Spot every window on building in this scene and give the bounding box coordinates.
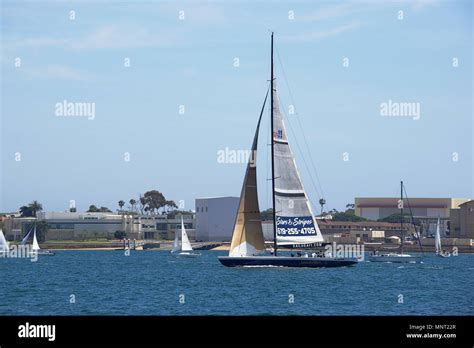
[50,223,74,229]
[156,223,167,230]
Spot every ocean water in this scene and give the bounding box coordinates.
[0,250,472,315]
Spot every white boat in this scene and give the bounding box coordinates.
[170,217,201,257]
[0,229,11,256]
[218,33,357,268]
[368,252,421,263]
[435,217,450,258]
[369,181,422,263]
[28,225,55,256]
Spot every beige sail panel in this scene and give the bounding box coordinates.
[228,89,268,257]
[229,161,265,256]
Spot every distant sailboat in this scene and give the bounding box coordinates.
[218,33,357,268]
[170,216,201,257]
[0,229,11,255]
[20,227,33,246]
[28,225,55,256]
[369,181,421,263]
[435,217,450,257]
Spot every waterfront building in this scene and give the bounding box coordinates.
[195,197,240,241]
[2,211,195,241]
[450,200,474,239]
[354,197,469,221]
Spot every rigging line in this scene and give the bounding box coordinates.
[280,94,322,210]
[275,46,326,200]
[274,54,323,204]
[265,84,271,212]
[403,185,424,253]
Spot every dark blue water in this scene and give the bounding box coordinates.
[0,250,472,315]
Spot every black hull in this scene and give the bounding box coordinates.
[218,256,357,268]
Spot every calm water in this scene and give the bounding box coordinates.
[0,250,473,315]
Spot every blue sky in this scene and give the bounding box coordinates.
[1,0,472,213]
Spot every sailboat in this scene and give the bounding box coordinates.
[170,216,201,257]
[218,33,357,268]
[369,181,421,263]
[0,229,11,256]
[27,225,55,256]
[20,226,33,246]
[435,217,450,257]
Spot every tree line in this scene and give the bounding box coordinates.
[18,190,180,217]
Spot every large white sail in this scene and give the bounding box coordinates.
[229,91,267,257]
[435,217,442,254]
[32,226,41,251]
[181,217,193,252]
[272,84,323,246]
[0,229,10,252]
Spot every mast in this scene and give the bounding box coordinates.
[400,180,404,255]
[270,32,277,256]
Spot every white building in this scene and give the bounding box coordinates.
[355,197,469,220]
[3,211,195,241]
[195,197,240,241]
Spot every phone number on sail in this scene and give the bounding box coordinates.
[277,227,316,236]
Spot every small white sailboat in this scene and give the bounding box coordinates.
[170,217,200,257]
[369,181,421,263]
[28,225,55,256]
[0,229,11,256]
[435,217,450,258]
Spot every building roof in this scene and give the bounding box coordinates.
[195,196,239,200]
[355,197,469,209]
[317,220,404,228]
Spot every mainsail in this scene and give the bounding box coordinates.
[0,229,10,252]
[180,217,193,252]
[272,84,323,246]
[435,217,442,254]
[32,226,40,251]
[228,91,268,257]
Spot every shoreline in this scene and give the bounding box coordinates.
[11,240,473,253]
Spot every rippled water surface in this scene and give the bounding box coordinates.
[0,250,472,315]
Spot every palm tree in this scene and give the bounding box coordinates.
[29,201,43,217]
[319,198,326,215]
[118,200,125,212]
[129,199,137,212]
[19,201,43,217]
